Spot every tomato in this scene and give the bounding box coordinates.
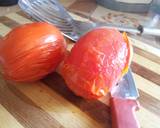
[59,28,132,99]
[0,22,66,82]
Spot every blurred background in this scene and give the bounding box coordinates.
[0,0,159,48]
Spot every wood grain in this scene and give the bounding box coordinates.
[128,37,160,58]
[16,11,32,19]
[68,0,97,17]
[0,16,19,29]
[43,73,111,126]
[0,76,64,128]
[131,62,160,85]
[0,4,160,128]
[133,46,160,64]
[12,81,105,128]
[6,13,32,24]
[136,107,160,128]
[133,73,160,100]
[0,23,11,36]
[133,53,160,75]
[0,104,24,128]
[138,89,160,117]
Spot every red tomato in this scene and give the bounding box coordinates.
[0,22,66,82]
[60,28,132,99]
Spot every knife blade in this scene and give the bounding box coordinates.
[18,0,140,127]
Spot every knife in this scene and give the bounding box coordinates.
[18,0,140,127]
[111,69,140,128]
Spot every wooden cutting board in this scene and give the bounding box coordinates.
[0,9,160,128]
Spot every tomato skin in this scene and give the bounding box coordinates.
[0,22,66,82]
[60,28,130,100]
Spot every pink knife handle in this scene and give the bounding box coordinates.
[110,98,140,128]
